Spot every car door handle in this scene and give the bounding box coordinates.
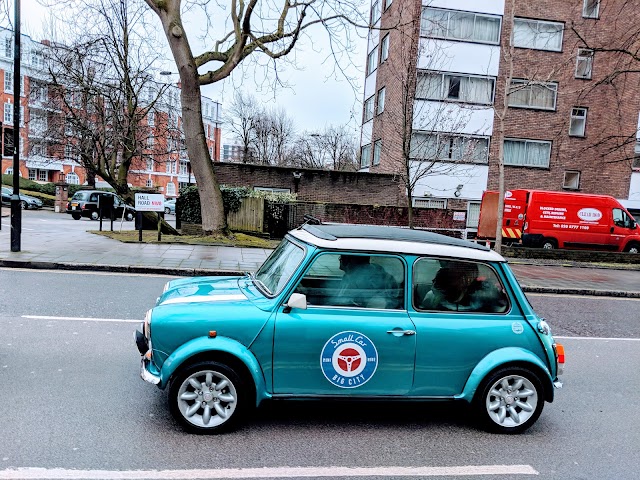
[387,329,416,336]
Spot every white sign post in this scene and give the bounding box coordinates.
[134,193,165,242]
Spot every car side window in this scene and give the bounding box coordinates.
[89,193,99,202]
[613,208,633,229]
[413,258,509,314]
[294,253,405,310]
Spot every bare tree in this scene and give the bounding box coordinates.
[142,0,365,234]
[225,91,259,163]
[289,126,357,170]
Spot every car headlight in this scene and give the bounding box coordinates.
[144,309,152,339]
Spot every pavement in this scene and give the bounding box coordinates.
[1,208,640,297]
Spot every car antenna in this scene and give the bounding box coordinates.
[299,214,321,228]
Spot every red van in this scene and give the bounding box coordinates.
[477,189,640,253]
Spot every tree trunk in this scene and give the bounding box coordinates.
[155,4,227,235]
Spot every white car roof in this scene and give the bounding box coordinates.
[289,225,505,263]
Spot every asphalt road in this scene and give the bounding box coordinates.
[0,269,639,479]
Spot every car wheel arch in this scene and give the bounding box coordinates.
[457,348,554,405]
[159,337,266,407]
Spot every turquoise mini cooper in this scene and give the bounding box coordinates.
[135,224,564,434]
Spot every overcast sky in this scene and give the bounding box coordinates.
[15,0,368,141]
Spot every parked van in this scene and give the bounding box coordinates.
[477,189,640,253]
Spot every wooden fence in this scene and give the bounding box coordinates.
[227,197,265,233]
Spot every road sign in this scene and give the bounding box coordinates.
[135,193,164,212]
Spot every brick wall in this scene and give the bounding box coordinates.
[213,162,406,206]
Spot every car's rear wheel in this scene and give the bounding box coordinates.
[20,201,27,210]
[169,361,247,434]
[90,211,99,220]
[474,367,544,434]
[164,207,170,214]
[72,213,81,220]
[125,211,134,221]
[541,238,557,250]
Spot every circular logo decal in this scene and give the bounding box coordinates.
[320,331,378,388]
[512,322,524,335]
[577,208,603,222]
[505,191,513,198]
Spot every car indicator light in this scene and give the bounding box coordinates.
[555,343,565,364]
[209,331,217,338]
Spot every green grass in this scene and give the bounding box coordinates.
[91,230,279,248]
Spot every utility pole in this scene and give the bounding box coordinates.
[11,0,21,251]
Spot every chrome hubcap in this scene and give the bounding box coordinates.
[486,375,538,428]
[177,370,237,428]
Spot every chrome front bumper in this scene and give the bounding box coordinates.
[140,357,160,385]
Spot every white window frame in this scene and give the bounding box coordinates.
[569,107,588,137]
[148,110,155,126]
[360,144,371,168]
[28,169,36,180]
[4,36,12,58]
[66,172,80,185]
[575,48,594,79]
[166,182,176,196]
[583,0,600,19]
[4,102,12,124]
[179,159,189,175]
[513,18,564,52]
[367,47,379,76]
[4,71,13,93]
[504,138,552,168]
[508,79,558,111]
[373,139,382,166]
[420,7,502,45]
[384,0,392,10]
[380,34,389,63]
[376,87,386,115]
[254,186,291,194]
[146,178,153,188]
[410,132,490,164]
[370,0,381,24]
[146,158,154,171]
[416,71,496,106]
[413,197,447,209]
[563,170,581,190]
[38,169,48,182]
[363,95,375,123]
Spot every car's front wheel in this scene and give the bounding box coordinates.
[474,367,544,434]
[125,211,134,221]
[169,361,247,434]
[164,207,171,214]
[72,213,81,220]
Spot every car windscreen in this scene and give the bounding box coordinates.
[71,192,90,201]
[254,238,305,296]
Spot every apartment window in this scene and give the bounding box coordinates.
[180,160,189,175]
[363,95,375,122]
[66,172,80,185]
[563,171,581,190]
[575,49,594,79]
[166,182,176,196]
[373,139,382,166]
[31,49,45,69]
[410,132,489,164]
[148,110,155,126]
[376,87,386,115]
[28,169,36,180]
[367,47,379,75]
[508,80,558,110]
[147,136,154,148]
[4,36,12,58]
[32,143,45,156]
[146,179,153,188]
[371,0,381,24]
[4,71,13,93]
[166,160,176,174]
[146,158,154,171]
[416,71,495,105]
[38,170,48,182]
[421,7,501,45]
[361,144,371,168]
[583,0,600,18]
[4,102,12,124]
[569,107,588,137]
[504,139,552,168]
[384,0,392,10]
[64,144,74,160]
[380,34,389,63]
[513,18,563,52]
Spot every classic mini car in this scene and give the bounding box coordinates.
[135,224,564,434]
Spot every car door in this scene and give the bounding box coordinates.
[609,208,635,250]
[409,257,533,397]
[273,252,416,395]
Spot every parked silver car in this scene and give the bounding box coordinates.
[1,186,44,209]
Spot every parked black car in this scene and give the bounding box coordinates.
[1,186,44,209]
[66,190,135,221]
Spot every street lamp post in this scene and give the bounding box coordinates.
[11,0,22,251]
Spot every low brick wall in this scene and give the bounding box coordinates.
[503,246,640,264]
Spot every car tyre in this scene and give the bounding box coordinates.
[20,201,27,210]
[90,211,100,220]
[72,213,81,220]
[169,361,248,434]
[624,242,640,254]
[541,238,557,250]
[474,366,545,434]
[164,207,171,214]
[125,211,134,221]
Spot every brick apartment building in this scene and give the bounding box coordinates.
[0,27,222,198]
[360,0,640,234]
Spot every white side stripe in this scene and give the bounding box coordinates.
[554,335,640,341]
[22,315,140,323]
[161,294,246,305]
[0,465,539,479]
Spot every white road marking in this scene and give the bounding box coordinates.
[527,293,640,301]
[0,267,178,278]
[555,335,640,342]
[0,465,539,479]
[22,315,139,323]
